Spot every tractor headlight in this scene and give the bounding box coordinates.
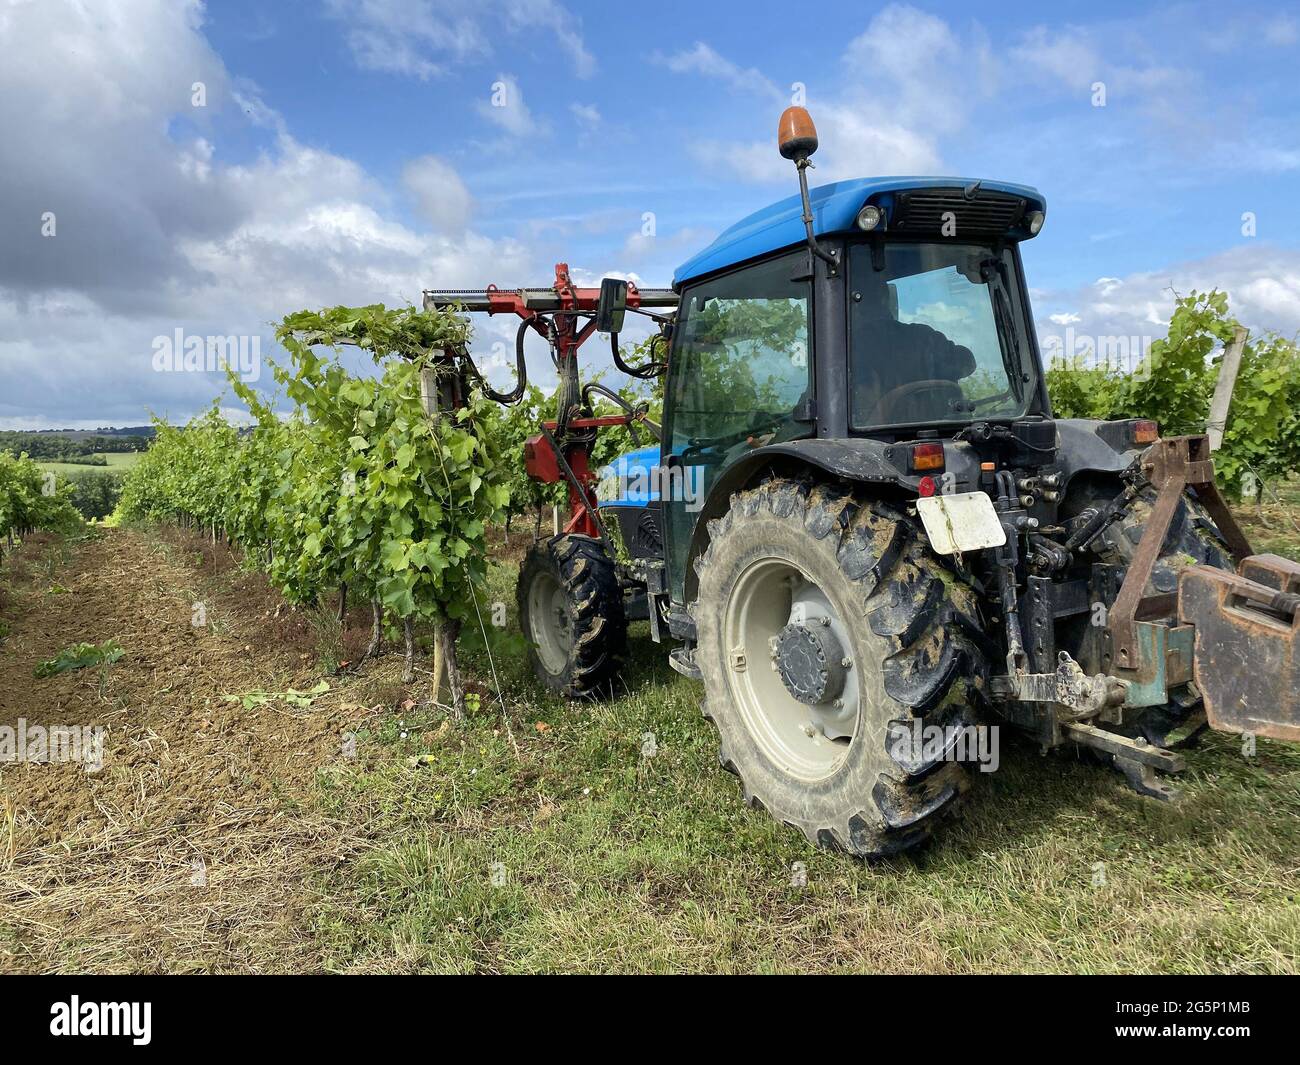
[856,204,885,232]
[1027,209,1046,235]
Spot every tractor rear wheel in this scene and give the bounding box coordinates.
[692,480,988,858]
[1089,486,1233,744]
[518,535,626,698]
[1092,486,1233,592]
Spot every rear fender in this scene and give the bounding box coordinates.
[681,438,920,603]
[1054,418,1146,485]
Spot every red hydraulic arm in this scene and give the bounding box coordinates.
[423,264,676,540]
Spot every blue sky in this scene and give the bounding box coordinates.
[2,0,1298,426]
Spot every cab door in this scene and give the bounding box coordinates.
[661,252,813,605]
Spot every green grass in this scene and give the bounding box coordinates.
[36,451,141,471]
[307,552,1300,974]
[1235,477,1300,559]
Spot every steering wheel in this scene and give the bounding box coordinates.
[866,379,965,424]
[684,412,787,457]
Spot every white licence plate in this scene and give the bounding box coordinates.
[916,492,1007,555]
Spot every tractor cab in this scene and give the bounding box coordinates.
[671,178,1047,436]
[655,164,1051,605]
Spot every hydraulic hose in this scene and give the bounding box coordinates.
[581,382,662,443]
[456,317,531,405]
[610,331,667,380]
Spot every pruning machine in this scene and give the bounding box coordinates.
[427,106,1300,858]
[424,263,676,543]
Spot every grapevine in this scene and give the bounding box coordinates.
[1045,290,1300,499]
[0,451,82,568]
[117,303,509,717]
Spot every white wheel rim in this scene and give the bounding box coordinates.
[528,571,572,675]
[722,557,858,781]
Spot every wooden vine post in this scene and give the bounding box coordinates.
[421,360,466,718]
[1207,324,1249,453]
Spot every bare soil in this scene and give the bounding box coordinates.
[0,527,366,973]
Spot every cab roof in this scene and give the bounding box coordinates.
[673,176,1046,287]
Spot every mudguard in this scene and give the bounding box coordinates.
[681,438,911,602]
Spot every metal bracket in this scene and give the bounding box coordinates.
[669,644,702,680]
[1062,721,1185,801]
[1107,435,1252,677]
[990,651,1127,717]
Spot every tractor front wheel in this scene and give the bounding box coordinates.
[692,480,988,858]
[518,535,626,699]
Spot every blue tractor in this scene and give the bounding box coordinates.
[433,106,1300,857]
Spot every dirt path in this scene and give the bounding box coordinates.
[0,528,358,973]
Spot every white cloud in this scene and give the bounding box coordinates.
[501,0,595,78]
[655,42,782,100]
[476,74,538,137]
[668,5,985,186]
[688,138,786,184]
[618,225,714,265]
[231,84,288,134]
[1011,26,1102,93]
[325,0,482,80]
[569,102,601,129]
[325,0,594,80]
[1037,247,1300,362]
[1237,273,1300,321]
[814,105,944,180]
[690,103,942,186]
[665,5,1300,204]
[0,0,234,311]
[1009,17,1203,145]
[842,4,997,136]
[1206,135,1300,174]
[0,0,535,428]
[1264,15,1299,47]
[402,155,473,233]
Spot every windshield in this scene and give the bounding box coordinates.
[848,242,1035,430]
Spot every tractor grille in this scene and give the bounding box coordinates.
[891,189,1028,238]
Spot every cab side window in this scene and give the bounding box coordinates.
[669,256,810,446]
[664,254,810,599]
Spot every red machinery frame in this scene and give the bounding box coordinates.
[426,263,676,539]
